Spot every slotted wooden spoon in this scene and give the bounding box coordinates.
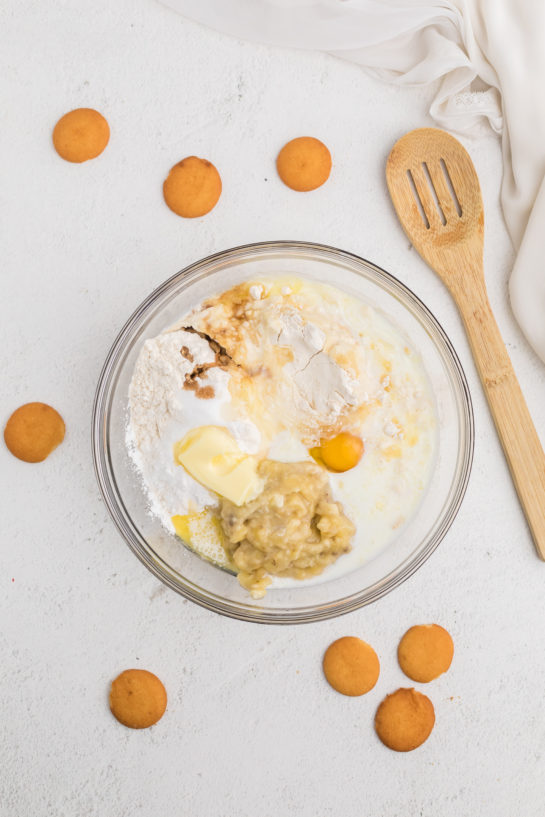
[386,127,545,559]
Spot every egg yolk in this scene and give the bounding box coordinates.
[315,432,364,472]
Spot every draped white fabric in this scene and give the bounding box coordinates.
[161,0,545,362]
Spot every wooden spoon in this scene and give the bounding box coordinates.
[386,127,545,559]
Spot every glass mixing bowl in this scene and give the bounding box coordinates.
[92,241,473,624]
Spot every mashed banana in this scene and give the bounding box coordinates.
[219,460,355,598]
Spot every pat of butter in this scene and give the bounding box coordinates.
[174,426,264,505]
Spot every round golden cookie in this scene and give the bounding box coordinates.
[375,688,435,752]
[4,402,65,463]
[163,156,222,218]
[53,108,110,163]
[276,136,331,192]
[398,624,454,683]
[323,636,380,696]
[109,669,167,729]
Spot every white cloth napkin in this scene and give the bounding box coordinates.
[161,0,545,363]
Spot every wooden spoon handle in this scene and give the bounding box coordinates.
[455,280,545,559]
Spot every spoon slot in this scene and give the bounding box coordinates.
[406,169,430,229]
[422,162,447,225]
[440,158,463,217]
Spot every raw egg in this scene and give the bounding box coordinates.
[313,432,364,473]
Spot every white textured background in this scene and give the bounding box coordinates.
[2,1,545,815]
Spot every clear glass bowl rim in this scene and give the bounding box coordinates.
[92,240,474,624]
